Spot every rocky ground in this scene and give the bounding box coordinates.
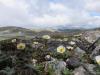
[0,27,100,75]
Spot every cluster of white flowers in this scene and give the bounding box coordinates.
[56,39,63,41]
[84,36,90,40]
[69,41,76,45]
[33,42,39,45]
[74,35,80,37]
[63,38,68,41]
[32,59,37,66]
[72,38,76,41]
[74,33,82,37]
[11,39,17,43]
[66,46,74,50]
[42,35,51,40]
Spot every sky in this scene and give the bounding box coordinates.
[0,0,100,29]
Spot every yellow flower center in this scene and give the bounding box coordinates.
[17,43,26,50]
[60,48,64,52]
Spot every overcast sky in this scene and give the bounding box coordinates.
[0,0,100,29]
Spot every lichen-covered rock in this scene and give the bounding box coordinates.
[90,45,100,60]
[44,58,66,75]
[84,64,96,75]
[74,47,86,58]
[82,31,100,43]
[66,57,81,69]
[73,66,89,75]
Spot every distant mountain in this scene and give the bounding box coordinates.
[0,26,36,35]
[58,25,100,32]
[0,26,37,40]
[0,26,99,39]
[58,28,85,32]
[0,26,80,40]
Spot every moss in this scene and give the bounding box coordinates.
[62,68,73,75]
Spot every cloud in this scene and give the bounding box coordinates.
[49,2,66,11]
[32,14,70,26]
[0,0,100,29]
[85,0,100,12]
[0,0,33,27]
[32,2,71,26]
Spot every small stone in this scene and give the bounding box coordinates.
[44,60,66,75]
[75,47,86,58]
[45,55,51,61]
[54,61,66,75]
[66,57,80,69]
[73,66,89,75]
[84,64,96,75]
[90,45,100,60]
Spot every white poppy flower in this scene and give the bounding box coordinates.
[95,55,100,65]
[57,45,66,53]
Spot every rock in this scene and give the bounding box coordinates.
[47,40,62,47]
[82,31,100,43]
[75,38,91,53]
[90,45,100,60]
[0,50,1,54]
[56,61,66,71]
[44,59,66,75]
[73,66,89,75]
[45,55,51,61]
[74,47,86,58]
[44,58,57,73]
[66,57,80,69]
[84,64,96,75]
[47,47,55,52]
[54,61,66,75]
[32,43,44,49]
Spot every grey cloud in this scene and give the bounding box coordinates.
[0,0,99,28]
